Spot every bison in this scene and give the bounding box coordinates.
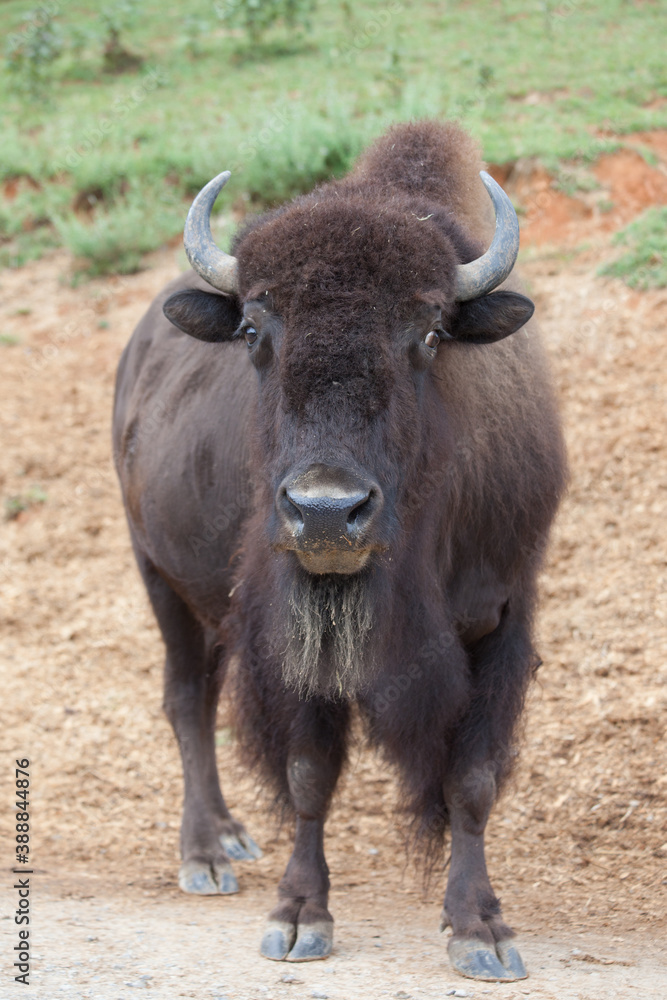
[113,120,567,982]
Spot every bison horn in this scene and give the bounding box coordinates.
[183,171,239,294]
[454,171,520,302]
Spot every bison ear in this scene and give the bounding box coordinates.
[448,291,534,345]
[163,289,242,342]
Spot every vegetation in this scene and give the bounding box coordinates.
[601,207,667,290]
[4,485,47,520]
[215,0,317,44]
[4,7,64,95]
[1,0,666,276]
[100,1,144,74]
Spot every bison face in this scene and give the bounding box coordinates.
[236,276,409,578]
[165,275,532,582]
[164,182,533,575]
[165,191,533,580]
[163,177,534,697]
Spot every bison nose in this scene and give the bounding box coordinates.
[277,466,383,548]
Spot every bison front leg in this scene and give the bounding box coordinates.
[134,547,261,896]
[165,640,262,896]
[261,702,349,963]
[441,768,526,982]
[441,609,533,982]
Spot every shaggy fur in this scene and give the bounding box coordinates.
[220,124,566,820]
[113,120,568,960]
[282,569,377,700]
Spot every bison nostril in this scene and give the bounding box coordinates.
[280,488,304,534]
[277,469,384,548]
[346,490,374,531]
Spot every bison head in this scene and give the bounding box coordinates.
[162,155,534,697]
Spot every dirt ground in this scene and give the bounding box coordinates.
[1,134,666,1000]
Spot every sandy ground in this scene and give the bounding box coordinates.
[1,136,666,999]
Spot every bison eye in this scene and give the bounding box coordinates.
[243,325,258,346]
[424,330,441,350]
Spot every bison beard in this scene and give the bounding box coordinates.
[281,568,378,700]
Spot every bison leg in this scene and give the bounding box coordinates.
[134,547,261,895]
[441,770,526,981]
[261,701,349,963]
[441,612,531,982]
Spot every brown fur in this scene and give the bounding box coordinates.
[113,121,567,962]
[215,122,567,850]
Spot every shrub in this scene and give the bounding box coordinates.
[53,186,184,276]
[100,0,143,73]
[4,9,64,95]
[215,0,317,44]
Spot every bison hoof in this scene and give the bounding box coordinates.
[287,921,334,962]
[448,936,527,982]
[220,830,263,861]
[260,921,296,961]
[178,859,239,896]
[496,939,528,979]
[260,920,333,962]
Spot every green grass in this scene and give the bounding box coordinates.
[53,182,186,276]
[1,0,666,275]
[601,206,667,290]
[4,485,47,520]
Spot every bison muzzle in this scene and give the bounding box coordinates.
[113,120,567,981]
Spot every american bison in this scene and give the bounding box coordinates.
[113,120,566,981]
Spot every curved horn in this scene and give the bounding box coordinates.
[454,171,520,302]
[183,171,239,294]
